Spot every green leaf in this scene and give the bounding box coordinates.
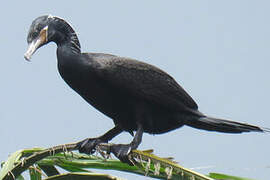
[38,164,60,176]
[130,149,214,180]
[1,143,77,180]
[43,172,124,180]
[209,173,255,180]
[0,150,24,180]
[0,143,259,180]
[29,166,42,180]
[38,154,143,176]
[56,163,91,173]
[16,175,25,180]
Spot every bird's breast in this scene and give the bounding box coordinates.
[57,61,124,119]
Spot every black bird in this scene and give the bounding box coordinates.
[24,15,267,163]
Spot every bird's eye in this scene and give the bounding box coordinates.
[32,31,39,38]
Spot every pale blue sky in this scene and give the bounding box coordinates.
[1,1,270,179]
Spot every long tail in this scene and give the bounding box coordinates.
[185,116,269,133]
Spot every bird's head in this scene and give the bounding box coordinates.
[24,15,54,60]
[24,15,80,61]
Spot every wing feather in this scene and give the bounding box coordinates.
[90,54,198,110]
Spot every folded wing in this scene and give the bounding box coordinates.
[95,55,198,111]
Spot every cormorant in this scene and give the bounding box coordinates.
[24,15,267,164]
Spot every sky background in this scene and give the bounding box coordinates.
[1,1,270,179]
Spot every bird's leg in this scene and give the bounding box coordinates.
[77,125,123,154]
[109,123,143,165]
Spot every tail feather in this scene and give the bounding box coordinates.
[185,116,268,133]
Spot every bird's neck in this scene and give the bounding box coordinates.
[57,44,80,66]
[56,33,81,55]
[50,17,81,54]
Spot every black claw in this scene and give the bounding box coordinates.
[110,144,134,165]
[77,138,105,154]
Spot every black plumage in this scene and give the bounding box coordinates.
[24,15,267,163]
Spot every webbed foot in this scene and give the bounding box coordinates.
[77,138,106,154]
[109,144,135,165]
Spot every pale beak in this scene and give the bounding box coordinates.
[24,26,48,61]
[24,38,43,61]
